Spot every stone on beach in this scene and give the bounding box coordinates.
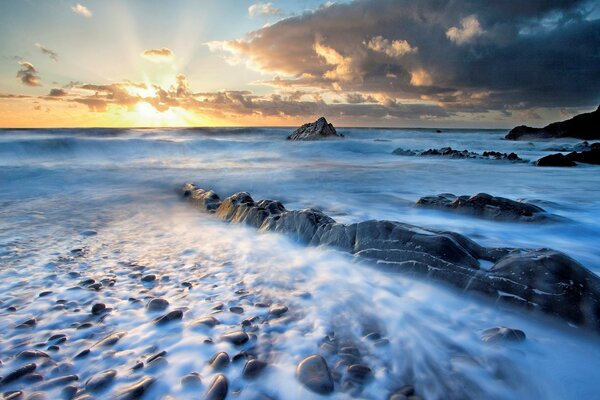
[296,354,334,394]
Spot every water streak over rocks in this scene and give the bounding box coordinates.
[182,183,600,332]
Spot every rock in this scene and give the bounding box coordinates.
[146,298,169,311]
[16,350,50,360]
[116,376,155,400]
[192,316,219,328]
[85,369,117,392]
[209,352,230,370]
[269,304,288,317]
[565,146,600,165]
[80,230,97,236]
[3,391,23,400]
[183,183,222,212]
[346,364,372,383]
[243,359,268,379]
[392,148,417,156]
[154,310,183,325]
[91,303,106,315]
[415,193,550,222]
[182,184,600,333]
[16,318,37,328]
[229,306,244,314]
[95,332,126,347]
[296,354,334,394]
[287,117,343,141]
[181,372,202,387]
[506,105,600,140]
[39,291,52,297]
[421,147,479,159]
[141,274,156,283]
[36,374,79,389]
[544,141,592,152]
[481,327,526,343]
[0,363,37,386]
[220,331,249,345]
[535,153,577,167]
[204,374,228,400]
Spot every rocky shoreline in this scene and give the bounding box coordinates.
[183,183,600,333]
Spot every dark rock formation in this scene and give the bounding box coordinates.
[535,153,577,167]
[506,105,600,140]
[287,117,343,141]
[181,183,600,332]
[536,143,600,166]
[415,193,551,222]
[481,327,526,343]
[544,141,593,152]
[392,147,524,162]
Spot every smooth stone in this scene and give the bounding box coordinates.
[204,374,228,400]
[91,303,106,315]
[48,333,67,343]
[39,291,53,297]
[296,354,334,394]
[193,316,219,328]
[481,327,526,343]
[85,369,117,392]
[75,349,90,358]
[181,372,202,387]
[269,304,288,317]
[3,391,23,400]
[16,350,50,360]
[95,332,126,346]
[243,359,268,379]
[154,310,183,325]
[36,374,79,389]
[116,376,155,400]
[0,363,37,386]
[220,331,249,345]
[16,318,37,329]
[229,306,244,314]
[146,298,169,311]
[147,351,167,364]
[141,274,156,283]
[347,364,372,382]
[62,385,79,399]
[80,230,97,236]
[209,352,230,370]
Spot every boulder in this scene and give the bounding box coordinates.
[565,145,600,165]
[506,105,600,140]
[415,193,550,222]
[535,153,577,167]
[296,355,334,394]
[287,117,343,141]
[181,183,600,333]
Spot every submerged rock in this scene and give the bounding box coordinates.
[243,359,268,379]
[535,153,577,167]
[416,193,550,222]
[117,376,155,399]
[296,354,334,394]
[287,117,343,141]
[481,327,526,343]
[204,374,228,400]
[0,363,37,386]
[392,146,524,162]
[181,183,600,332]
[506,105,600,140]
[220,330,249,345]
[85,369,117,392]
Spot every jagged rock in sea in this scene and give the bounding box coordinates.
[287,117,343,141]
[506,105,600,140]
[392,146,523,162]
[415,193,552,222]
[181,183,600,333]
[536,143,600,166]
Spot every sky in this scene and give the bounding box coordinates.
[0,0,599,128]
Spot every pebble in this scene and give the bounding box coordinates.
[481,326,526,343]
[38,291,53,297]
[220,331,249,345]
[91,303,107,315]
[16,318,37,329]
[154,310,183,325]
[243,359,268,379]
[86,369,117,392]
[141,274,156,283]
[229,306,244,314]
[192,316,219,328]
[36,374,79,389]
[95,331,126,347]
[80,230,97,236]
[116,376,155,399]
[48,333,67,344]
[296,354,334,394]
[62,385,79,399]
[147,350,167,364]
[0,363,37,386]
[16,350,50,360]
[146,298,169,311]
[209,352,230,370]
[204,374,228,400]
[181,372,202,387]
[347,364,372,383]
[3,391,23,400]
[269,304,288,317]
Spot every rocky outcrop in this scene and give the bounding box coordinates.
[535,145,600,167]
[181,183,600,332]
[287,117,343,141]
[506,105,600,140]
[415,193,552,222]
[392,147,523,162]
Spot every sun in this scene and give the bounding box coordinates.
[128,101,205,127]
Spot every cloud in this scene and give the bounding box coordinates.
[366,36,417,58]
[16,61,41,87]
[248,3,282,17]
[446,15,484,45]
[141,48,174,63]
[209,0,600,112]
[35,43,59,61]
[48,88,68,97]
[71,4,92,18]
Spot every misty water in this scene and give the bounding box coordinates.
[1,127,599,399]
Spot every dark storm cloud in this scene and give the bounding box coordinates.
[210,0,600,112]
[16,61,41,86]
